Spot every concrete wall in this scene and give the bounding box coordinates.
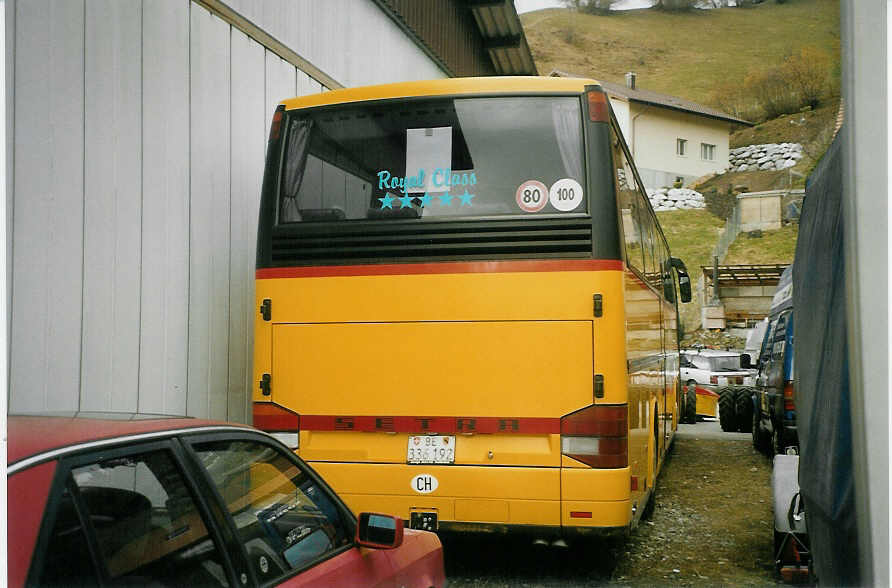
[628,103,731,189]
[738,191,783,231]
[6,0,446,420]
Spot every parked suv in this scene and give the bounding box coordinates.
[752,265,798,455]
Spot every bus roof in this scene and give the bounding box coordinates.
[280,76,600,111]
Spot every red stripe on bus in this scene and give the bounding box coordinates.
[695,386,719,398]
[256,259,623,279]
[299,415,561,434]
[253,403,300,431]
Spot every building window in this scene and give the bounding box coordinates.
[701,143,716,161]
[676,138,687,156]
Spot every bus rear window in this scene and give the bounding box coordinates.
[277,96,585,222]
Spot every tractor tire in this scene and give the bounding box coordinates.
[718,387,737,432]
[735,388,754,433]
[752,396,771,454]
[684,385,697,424]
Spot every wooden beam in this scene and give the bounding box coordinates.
[194,0,344,90]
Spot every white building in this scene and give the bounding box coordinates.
[551,70,752,189]
[6,0,536,421]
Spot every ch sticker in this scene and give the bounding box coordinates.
[411,474,439,494]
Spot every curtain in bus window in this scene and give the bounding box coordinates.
[453,97,584,216]
[552,101,583,182]
[280,119,314,222]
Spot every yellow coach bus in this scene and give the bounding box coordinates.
[253,77,692,539]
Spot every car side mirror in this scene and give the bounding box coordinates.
[356,512,404,549]
[740,353,752,369]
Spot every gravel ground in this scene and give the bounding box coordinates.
[444,420,779,587]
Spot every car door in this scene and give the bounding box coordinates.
[679,354,694,380]
[27,438,242,587]
[184,432,398,587]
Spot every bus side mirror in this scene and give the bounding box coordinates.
[663,274,676,303]
[670,257,692,303]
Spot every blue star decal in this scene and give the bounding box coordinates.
[458,190,475,206]
[418,192,434,207]
[398,194,414,208]
[378,194,395,209]
[438,193,454,206]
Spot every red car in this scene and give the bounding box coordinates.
[8,414,445,587]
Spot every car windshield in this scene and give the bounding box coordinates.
[277,96,586,222]
[710,356,742,371]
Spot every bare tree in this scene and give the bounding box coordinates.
[561,0,616,14]
[654,0,695,9]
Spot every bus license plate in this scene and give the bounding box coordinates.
[407,435,455,464]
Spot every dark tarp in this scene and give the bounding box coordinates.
[793,127,860,585]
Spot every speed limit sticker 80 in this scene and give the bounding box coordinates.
[515,180,548,213]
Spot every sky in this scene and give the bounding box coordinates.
[513,0,656,13]
[513,0,566,13]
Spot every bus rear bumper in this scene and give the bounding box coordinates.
[310,461,631,532]
[437,521,629,540]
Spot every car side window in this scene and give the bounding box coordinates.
[69,449,230,586]
[692,356,710,371]
[191,439,354,583]
[37,484,101,586]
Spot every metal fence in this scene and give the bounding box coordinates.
[712,203,743,264]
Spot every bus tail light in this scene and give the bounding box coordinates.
[587,89,609,122]
[783,382,796,412]
[268,104,285,142]
[560,404,627,468]
[254,402,300,449]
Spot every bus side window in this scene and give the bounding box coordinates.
[612,125,644,271]
[632,192,659,290]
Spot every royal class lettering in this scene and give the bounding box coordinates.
[377,169,426,193]
[431,168,477,188]
[376,169,477,193]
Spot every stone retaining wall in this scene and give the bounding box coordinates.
[725,142,803,173]
[647,187,705,211]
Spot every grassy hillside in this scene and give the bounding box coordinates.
[656,210,726,331]
[521,0,840,109]
[657,210,797,332]
[723,225,798,265]
[521,1,838,331]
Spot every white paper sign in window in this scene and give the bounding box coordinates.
[405,127,452,193]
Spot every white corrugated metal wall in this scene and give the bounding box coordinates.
[7,0,447,420]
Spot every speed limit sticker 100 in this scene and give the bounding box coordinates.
[550,178,583,212]
[515,180,548,213]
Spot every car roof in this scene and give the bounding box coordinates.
[8,413,252,466]
[683,349,740,357]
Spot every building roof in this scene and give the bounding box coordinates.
[281,75,598,110]
[373,1,537,77]
[550,69,752,126]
